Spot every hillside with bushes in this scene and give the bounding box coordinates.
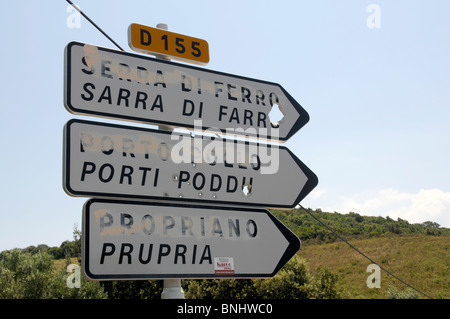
[271,208,450,244]
[1,208,448,299]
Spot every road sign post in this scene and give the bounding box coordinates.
[62,23,318,297]
[152,23,184,299]
[82,199,300,280]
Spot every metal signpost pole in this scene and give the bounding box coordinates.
[161,279,185,299]
[155,23,185,300]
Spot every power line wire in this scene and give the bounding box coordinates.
[297,204,434,299]
[66,0,125,51]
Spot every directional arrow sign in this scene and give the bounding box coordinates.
[64,41,309,141]
[63,119,318,208]
[82,199,300,280]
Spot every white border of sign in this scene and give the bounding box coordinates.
[64,41,309,142]
[82,199,301,280]
[63,119,318,208]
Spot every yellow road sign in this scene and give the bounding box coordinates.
[128,23,209,65]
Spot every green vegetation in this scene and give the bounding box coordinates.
[299,235,449,298]
[184,255,341,299]
[271,208,450,244]
[0,249,106,299]
[1,209,448,299]
[272,208,449,299]
[101,255,341,299]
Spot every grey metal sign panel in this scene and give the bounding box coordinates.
[63,119,318,208]
[64,41,309,141]
[82,199,300,280]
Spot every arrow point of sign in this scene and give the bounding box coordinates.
[284,147,319,208]
[279,86,310,142]
[267,212,301,276]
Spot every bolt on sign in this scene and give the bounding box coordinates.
[64,41,310,142]
[82,199,301,280]
[128,23,209,65]
[63,119,318,208]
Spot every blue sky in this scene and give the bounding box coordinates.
[0,0,449,251]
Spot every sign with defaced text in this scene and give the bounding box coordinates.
[64,41,309,141]
[82,199,301,280]
[63,119,318,208]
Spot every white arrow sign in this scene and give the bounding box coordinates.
[64,41,309,141]
[63,119,318,208]
[82,199,300,280]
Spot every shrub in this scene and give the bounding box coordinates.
[386,285,419,299]
[184,255,341,299]
[0,249,107,299]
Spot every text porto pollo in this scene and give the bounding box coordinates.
[78,54,281,128]
[78,128,267,196]
[96,212,258,266]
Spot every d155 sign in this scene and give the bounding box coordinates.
[128,23,209,65]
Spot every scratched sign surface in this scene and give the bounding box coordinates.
[82,199,300,279]
[63,119,317,208]
[64,41,309,141]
